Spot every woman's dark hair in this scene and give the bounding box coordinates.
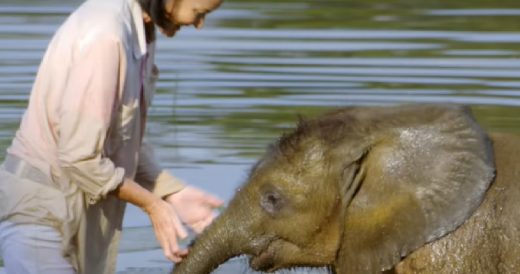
[137,0,177,43]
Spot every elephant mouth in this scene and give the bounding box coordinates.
[250,247,278,272]
[249,237,287,273]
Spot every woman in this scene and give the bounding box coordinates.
[0,0,223,273]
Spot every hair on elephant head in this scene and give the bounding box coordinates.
[172,105,496,274]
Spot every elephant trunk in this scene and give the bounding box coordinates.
[172,197,252,274]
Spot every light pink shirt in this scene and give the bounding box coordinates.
[2,0,184,272]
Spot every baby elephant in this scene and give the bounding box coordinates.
[173,105,520,274]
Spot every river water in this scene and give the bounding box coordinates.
[1,0,520,273]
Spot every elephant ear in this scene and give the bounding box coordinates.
[333,105,495,274]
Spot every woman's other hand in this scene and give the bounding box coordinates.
[165,186,224,233]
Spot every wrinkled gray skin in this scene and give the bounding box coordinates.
[172,105,520,274]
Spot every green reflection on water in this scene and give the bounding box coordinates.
[224,0,520,31]
[473,106,520,134]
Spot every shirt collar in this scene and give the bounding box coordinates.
[129,0,147,59]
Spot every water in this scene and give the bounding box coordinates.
[1,0,520,273]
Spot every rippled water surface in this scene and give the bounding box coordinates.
[1,0,520,273]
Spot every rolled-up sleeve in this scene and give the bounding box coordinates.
[57,34,125,204]
[135,142,185,198]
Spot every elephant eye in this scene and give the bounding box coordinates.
[260,189,286,216]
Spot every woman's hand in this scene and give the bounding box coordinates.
[165,186,224,233]
[112,178,189,262]
[143,198,189,262]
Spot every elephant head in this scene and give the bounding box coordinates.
[172,105,495,274]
